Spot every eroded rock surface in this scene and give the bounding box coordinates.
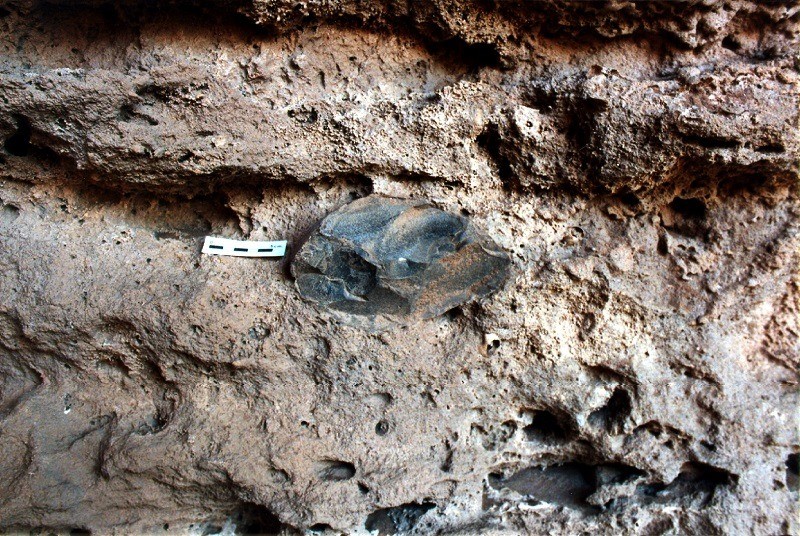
[0,1,798,535]
[293,195,510,331]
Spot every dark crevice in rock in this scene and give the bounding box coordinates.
[476,124,520,193]
[588,388,633,435]
[364,502,436,535]
[316,460,356,482]
[637,462,737,508]
[679,134,741,150]
[232,502,287,535]
[721,34,741,51]
[660,196,709,239]
[664,159,795,206]
[522,409,570,444]
[4,115,31,157]
[564,97,607,180]
[375,420,390,436]
[668,197,707,221]
[489,462,602,513]
[786,453,799,492]
[425,37,504,71]
[584,363,634,386]
[490,460,734,513]
[119,103,160,126]
[754,143,785,154]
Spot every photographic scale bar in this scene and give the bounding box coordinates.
[202,236,287,258]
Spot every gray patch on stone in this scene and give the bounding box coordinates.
[292,195,510,331]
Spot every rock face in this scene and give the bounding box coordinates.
[293,195,510,331]
[0,1,798,535]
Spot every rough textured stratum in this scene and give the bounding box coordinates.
[292,195,510,331]
[0,1,798,535]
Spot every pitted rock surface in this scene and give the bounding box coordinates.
[0,1,798,535]
[292,195,510,330]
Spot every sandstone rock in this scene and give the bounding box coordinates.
[0,1,797,535]
[292,195,510,331]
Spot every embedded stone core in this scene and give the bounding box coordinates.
[292,195,510,330]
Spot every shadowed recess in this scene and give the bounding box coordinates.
[364,502,436,535]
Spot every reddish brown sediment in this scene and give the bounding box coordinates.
[0,1,797,534]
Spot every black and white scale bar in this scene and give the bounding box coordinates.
[202,236,287,258]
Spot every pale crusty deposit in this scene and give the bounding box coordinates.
[0,1,798,534]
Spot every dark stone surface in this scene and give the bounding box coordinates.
[0,2,796,533]
[292,195,510,330]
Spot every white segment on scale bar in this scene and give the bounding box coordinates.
[202,236,287,258]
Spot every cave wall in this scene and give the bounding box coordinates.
[0,1,798,534]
